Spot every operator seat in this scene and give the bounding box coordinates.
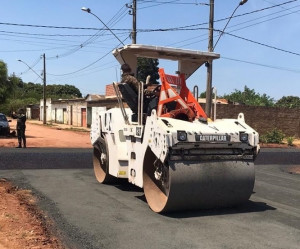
[118,83,138,114]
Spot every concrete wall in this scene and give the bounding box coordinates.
[205,104,300,138]
[40,98,52,123]
[50,102,68,124]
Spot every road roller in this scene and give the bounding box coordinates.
[90,44,260,213]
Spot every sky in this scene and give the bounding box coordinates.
[0,0,299,100]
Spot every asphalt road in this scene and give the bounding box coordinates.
[0,148,299,249]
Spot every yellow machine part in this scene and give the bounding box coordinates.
[143,159,255,213]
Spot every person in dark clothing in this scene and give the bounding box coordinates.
[13,109,27,148]
[120,63,160,116]
[121,63,140,94]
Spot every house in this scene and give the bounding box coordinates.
[26,104,40,120]
[39,92,120,128]
[40,98,89,127]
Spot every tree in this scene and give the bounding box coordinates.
[8,73,23,99]
[12,82,82,101]
[199,91,216,99]
[137,58,159,84]
[46,84,82,98]
[0,60,14,103]
[275,96,300,109]
[222,86,274,106]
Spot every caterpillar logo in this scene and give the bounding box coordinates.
[196,135,230,142]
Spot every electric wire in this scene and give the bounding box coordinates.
[167,4,300,48]
[19,56,42,75]
[138,0,181,10]
[47,4,129,60]
[221,56,300,74]
[8,0,299,85]
[138,0,209,5]
[0,0,297,33]
[221,30,300,57]
[48,36,129,77]
[263,0,300,15]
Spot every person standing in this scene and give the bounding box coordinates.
[13,109,27,148]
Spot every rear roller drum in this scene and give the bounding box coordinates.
[143,149,255,213]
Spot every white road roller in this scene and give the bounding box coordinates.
[90,44,260,213]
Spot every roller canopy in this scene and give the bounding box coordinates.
[113,44,220,79]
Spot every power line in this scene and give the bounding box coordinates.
[48,36,129,77]
[221,31,300,57]
[151,0,299,31]
[222,56,300,73]
[263,0,300,15]
[1,0,296,31]
[172,26,300,57]
[138,0,209,5]
[172,4,300,47]
[47,5,129,59]
[138,0,181,10]
[0,30,130,46]
[0,29,127,38]
[19,56,42,75]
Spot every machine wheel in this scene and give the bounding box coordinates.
[143,148,255,213]
[93,137,114,183]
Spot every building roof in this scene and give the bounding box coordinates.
[85,94,106,101]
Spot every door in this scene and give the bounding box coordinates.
[81,108,87,127]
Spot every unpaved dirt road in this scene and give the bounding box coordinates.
[0,119,91,249]
[0,119,91,148]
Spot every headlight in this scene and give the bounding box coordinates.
[240,132,248,143]
[177,131,187,141]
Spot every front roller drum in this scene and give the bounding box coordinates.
[93,137,115,183]
[143,158,255,213]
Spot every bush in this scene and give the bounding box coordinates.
[286,136,294,146]
[260,128,285,144]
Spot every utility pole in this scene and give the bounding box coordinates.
[127,0,137,44]
[43,53,47,125]
[132,0,137,44]
[205,0,214,118]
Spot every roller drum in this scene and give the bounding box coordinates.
[143,159,255,213]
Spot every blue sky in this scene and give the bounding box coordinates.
[1,0,299,100]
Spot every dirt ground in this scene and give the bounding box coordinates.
[0,119,92,249]
[0,119,299,248]
[0,179,66,249]
[0,119,92,148]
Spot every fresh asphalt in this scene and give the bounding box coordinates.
[0,148,299,249]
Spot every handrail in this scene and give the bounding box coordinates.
[113,82,130,125]
[193,85,199,100]
[138,81,144,125]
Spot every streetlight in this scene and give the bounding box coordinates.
[213,0,248,50]
[17,59,42,80]
[81,7,125,46]
[17,54,47,124]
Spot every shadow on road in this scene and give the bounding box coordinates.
[111,180,276,218]
[113,180,143,193]
[159,200,276,218]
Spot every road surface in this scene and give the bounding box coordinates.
[0,148,299,249]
